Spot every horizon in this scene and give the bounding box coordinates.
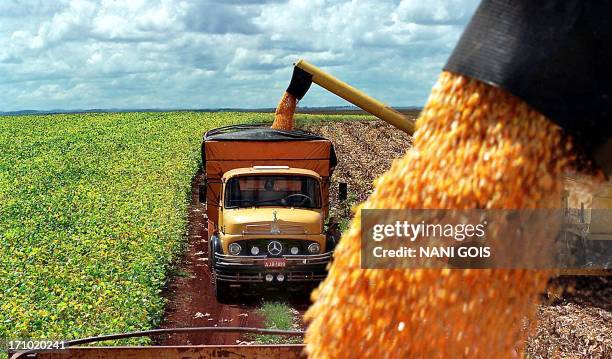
[0,104,423,116]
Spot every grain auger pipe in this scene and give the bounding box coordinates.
[286,59,415,135]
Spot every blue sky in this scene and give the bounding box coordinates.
[0,0,480,111]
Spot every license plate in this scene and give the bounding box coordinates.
[264,258,286,268]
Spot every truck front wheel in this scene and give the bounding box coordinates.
[213,276,232,303]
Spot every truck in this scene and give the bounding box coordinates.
[200,124,344,301]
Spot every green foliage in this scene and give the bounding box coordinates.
[253,302,301,345]
[0,112,274,343]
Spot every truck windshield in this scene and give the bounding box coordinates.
[225,175,321,209]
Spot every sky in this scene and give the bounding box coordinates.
[0,0,480,111]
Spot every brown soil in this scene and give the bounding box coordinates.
[526,276,612,358]
[302,120,413,220]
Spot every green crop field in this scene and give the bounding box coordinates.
[0,111,372,345]
[0,111,270,342]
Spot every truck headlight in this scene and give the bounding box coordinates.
[308,243,320,254]
[229,243,242,255]
[251,246,260,255]
[290,246,299,255]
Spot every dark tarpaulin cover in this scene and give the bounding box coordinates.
[205,124,325,141]
[445,0,611,171]
[202,124,337,170]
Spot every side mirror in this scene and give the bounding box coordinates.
[338,182,348,202]
[199,181,207,204]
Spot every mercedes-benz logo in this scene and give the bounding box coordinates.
[267,241,283,256]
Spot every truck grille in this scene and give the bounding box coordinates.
[233,239,319,256]
[243,223,307,235]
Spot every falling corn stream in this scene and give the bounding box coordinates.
[273,71,575,357]
[271,91,297,130]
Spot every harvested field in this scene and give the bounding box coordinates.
[527,276,612,358]
[302,120,413,220]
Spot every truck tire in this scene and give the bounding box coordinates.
[209,234,221,281]
[214,277,231,303]
[209,235,232,302]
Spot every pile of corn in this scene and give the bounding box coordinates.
[271,91,297,130]
[304,72,574,358]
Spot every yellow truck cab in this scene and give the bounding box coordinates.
[200,125,343,301]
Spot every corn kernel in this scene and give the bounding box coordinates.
[304,72,573,358]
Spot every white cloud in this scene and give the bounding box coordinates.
[396,0,480,24]
[0,0,480,111]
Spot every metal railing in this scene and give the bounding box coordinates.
[9,327,305,359]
